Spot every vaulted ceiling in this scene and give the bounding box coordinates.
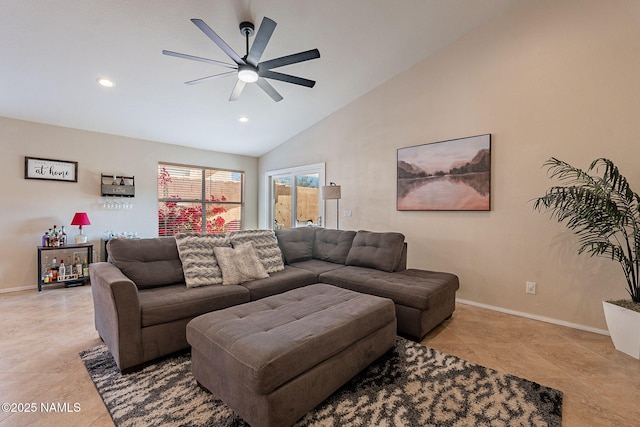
[1,0,521,156]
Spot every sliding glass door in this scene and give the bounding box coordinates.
[267,164,325,229]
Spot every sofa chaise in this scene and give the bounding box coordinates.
[90,227,459,371]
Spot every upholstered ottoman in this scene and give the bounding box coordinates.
[186,284,396,427]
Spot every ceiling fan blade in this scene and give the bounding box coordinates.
[185,71,236,85]
[246,17,277,66]
[256,78,283,102]
[191,19,245,65]
[260,70,315,88]
[259,49,320,71]
[229,79,247,101]
[162,50,236,69]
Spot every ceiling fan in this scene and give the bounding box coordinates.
[163,17,320,102]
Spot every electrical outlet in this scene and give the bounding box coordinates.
[344,210,352,217]
[526,281,537,295]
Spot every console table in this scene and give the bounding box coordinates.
[37,243,93,292]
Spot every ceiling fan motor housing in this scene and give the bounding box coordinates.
[239,21,254,37]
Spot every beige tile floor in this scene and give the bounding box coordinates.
[1,285,639,426]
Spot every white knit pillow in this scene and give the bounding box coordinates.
[213,242,269,285]
[229,229,285,273]
[175,233,230,288]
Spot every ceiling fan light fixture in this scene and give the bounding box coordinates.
[237,66,259,83]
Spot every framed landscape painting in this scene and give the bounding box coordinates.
[397,134,491,211]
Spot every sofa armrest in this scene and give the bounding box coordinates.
[89,262,143,371]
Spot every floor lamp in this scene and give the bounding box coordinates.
[322,182,341,230]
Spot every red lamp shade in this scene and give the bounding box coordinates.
[71,212,91,227]
[71,212,90,243]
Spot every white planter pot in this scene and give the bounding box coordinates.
[602,300,640,359]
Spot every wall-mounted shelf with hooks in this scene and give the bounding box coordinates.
[101,174,135,197]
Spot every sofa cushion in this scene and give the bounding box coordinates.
[314,228,356,264]
[239,266,317,300]
[138,283,250,327]
[175,233,231,288]
[362,271,459,310]
[229,229,285,273]
[345,230,405,272]
[107,237,184,289]
[319,265,394,289]
[214,242,270,285]
[320,267,459,311]
[275,227,315,264]
[289,259,346,278]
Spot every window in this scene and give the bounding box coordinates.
[158,163,243,235]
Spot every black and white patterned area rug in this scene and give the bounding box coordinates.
[80,338,562,426]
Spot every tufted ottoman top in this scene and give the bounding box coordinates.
[186,284,395,395]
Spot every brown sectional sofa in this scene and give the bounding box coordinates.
[90,227,459,372]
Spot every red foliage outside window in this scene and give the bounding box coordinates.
[158,167,228,236]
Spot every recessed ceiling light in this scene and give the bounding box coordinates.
[97,78,115,88]
[238,116,249,123]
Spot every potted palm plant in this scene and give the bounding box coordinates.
[533,157,640,358]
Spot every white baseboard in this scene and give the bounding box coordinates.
[456,298,610,336]
[0,284,38,294]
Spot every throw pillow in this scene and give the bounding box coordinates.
[229,229,285,273]
[175,233,231,288]
[213,241,269,285]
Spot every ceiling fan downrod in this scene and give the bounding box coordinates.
[239,21,255,59]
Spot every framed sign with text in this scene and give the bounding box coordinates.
[25,156,78,182]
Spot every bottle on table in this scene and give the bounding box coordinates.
[41,256,49,283]
[51,225,59,247]
[50,257,58,281]
[75,256,83,277]
[58,259,66,281]
[82,258,89,277]
[59,226,67,246]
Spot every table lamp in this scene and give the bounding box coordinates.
[71,212,91,243]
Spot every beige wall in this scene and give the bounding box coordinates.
[259,0,640,331]
[1,117,258,292]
